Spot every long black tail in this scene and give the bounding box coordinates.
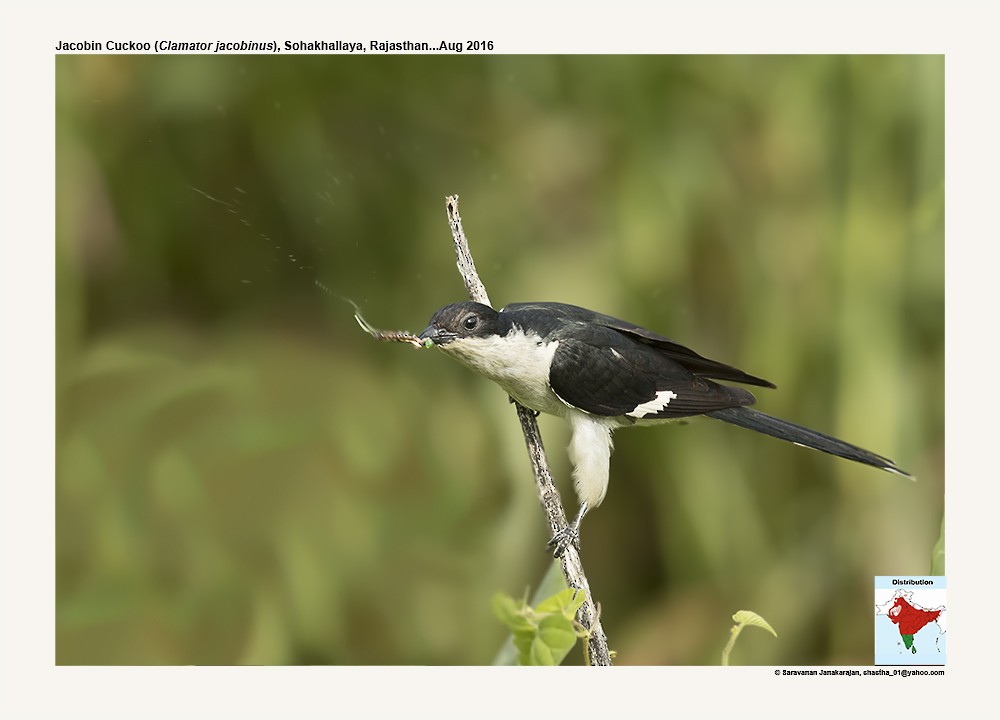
[706,406,911,478]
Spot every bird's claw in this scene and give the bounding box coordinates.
[546,524,581,557]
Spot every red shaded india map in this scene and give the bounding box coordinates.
[887,595,942,649]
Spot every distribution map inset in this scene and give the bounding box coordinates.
[874,577,946,665]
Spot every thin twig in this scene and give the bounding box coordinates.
[444,195,612,666]
[446,196,492,307]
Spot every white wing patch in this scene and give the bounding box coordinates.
[626,389,678,418]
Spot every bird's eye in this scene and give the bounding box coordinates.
[463,314,479,330]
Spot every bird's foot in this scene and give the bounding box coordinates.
[547,502,589,557]
[546,524,581,558]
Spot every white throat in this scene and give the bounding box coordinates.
[440,329,564,415]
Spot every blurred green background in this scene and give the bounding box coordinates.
[56,55,943,665]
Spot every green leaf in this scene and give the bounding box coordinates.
[492,588,587,666]
[732,610,778,638]
[491,593,534,634]
[538,614,578,650]
[536,587,585,618]
[528,636,555,666]
[492,562,569,666]
[514,633,536,664]
[723,609,778,666]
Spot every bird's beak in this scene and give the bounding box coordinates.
[418,325,452,346]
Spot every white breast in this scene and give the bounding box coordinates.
[440,329,566,415]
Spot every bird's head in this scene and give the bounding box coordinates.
[418,301,505,347]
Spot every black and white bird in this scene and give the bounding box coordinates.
[418,301,910,555]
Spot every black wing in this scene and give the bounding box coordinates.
[546,324,757,420]
[504,302,776,389]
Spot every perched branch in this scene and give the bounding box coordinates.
[444,195,612,667]
[445,196,492,307]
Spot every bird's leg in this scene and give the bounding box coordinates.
[550,415,611,557]
[547,501,589,557]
